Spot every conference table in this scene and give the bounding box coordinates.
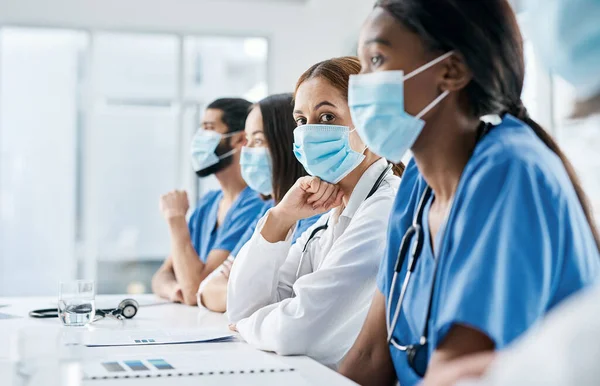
[0,294,357,385]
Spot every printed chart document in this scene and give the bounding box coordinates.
[83,349,311,385]
[83,328,234,347]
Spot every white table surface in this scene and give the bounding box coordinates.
[0,294,357,385]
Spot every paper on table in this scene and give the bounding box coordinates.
[83,328,234,347]
[83,349,310,385]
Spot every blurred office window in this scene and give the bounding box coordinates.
[84,33,181,294]
[0,27,268,295]
[0,28,88,296]
[521,41,539,122]
[520,20,600,225]
[520,15,600,225]
[552,77,600,225]
[183,36,269,198]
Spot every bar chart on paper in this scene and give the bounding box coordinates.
[83,350,312,385]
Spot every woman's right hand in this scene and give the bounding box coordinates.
[260,176,343,243]
[273,176,344,223]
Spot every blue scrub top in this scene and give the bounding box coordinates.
[188,186,264,263]
[230,199,321,257]
[377,114,600,385]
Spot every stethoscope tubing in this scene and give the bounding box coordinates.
[385,122,492,354]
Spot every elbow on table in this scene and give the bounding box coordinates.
[262,327,311,357]
[226,285,255,323]
[271,338,308,357]
[151,272,169,299]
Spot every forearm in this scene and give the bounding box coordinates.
[227,227,293,322]
[339,343,397,386]
[235,299,312,358]
[200,276,228,313]
[167,216,205,304]
[260,208,297,243]
[339,291,397,386]
[151,267,178,300]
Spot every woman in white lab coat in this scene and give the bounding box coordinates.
[227,56,403,368]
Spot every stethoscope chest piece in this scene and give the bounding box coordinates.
[117,299,139,319]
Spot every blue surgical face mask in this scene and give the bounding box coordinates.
[525,0,600,101]
[190,129,239,172]
[348,51,453,163]
[293,125,366,184]
[240,146,273,196]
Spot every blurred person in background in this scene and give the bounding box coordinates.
[525,0,600,119]
[197,93,321,312]
[152,98,264,306]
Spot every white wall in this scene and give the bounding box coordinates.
[0,0,374,93]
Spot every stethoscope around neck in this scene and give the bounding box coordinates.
[385,120,493,377]
[385,186,435,375]
[293,163,394,283]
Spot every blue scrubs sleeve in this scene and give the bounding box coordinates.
[188,209,199,247]
[187,203,209,255]
[293,214,322,244]
[212,190,264,254]
[434,158,560,348]
[230,200,273,257]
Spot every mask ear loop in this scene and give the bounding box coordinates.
[349,127,369,154]
[416,90,450,120]
[404,51,454,81]
[219,130,245,157]
[402,51,454,121]
[218,148,238,160]
[221,130,245,139]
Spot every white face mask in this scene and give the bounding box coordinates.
[348,51,454,162]
[293,125,366,184]
[190,129,240,172]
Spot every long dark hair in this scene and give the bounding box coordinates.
[256,93,307,203]
[295,56,405,177]
[377,0,599,249]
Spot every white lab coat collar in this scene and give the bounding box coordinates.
[334,157,390,221]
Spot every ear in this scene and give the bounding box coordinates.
[439,53,472,93]
[229,131,247,148]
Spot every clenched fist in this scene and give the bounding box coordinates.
[159,190,190,220]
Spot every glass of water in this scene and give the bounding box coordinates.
[58,280,96,327]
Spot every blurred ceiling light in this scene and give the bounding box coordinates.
[243,81,268,103]
[243,38,268,59]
